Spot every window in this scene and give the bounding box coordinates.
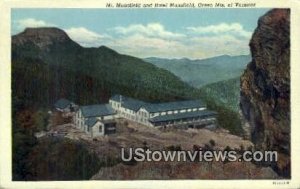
[99,125,103,132]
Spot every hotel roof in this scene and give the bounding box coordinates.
[143,100,205,113]
[111,94,206,113]
[110,94,147,111]
[149,110,217,123]
[54,98,72,109]
[86,117,98,127]
[80,104,116,118]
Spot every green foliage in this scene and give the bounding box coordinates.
[12,108,38,180]
[12,106,113,181]
[11,101,103,181]
[166,145,182,151]
[195,90,244,136]
[224,146,232,151]
[33,110,49,131]
[200,77,241,112]
[209,139,216,147]
[26,137,102,180]
[12,50,193,107]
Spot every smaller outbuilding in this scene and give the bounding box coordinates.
[54,98,76,113]
[75,104,117,137]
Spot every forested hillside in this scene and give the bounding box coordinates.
[200,77,240,112]
[12,28,195,107]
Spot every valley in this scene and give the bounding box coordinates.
[144,55,250,88]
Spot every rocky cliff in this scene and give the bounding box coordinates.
[240,9,290,177]
[12,27,71,47]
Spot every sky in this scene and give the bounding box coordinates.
[11,8,270,59]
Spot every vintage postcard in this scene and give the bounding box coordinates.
[0,0,299,188]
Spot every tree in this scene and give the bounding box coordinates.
[13,109,37,180]
[209,139,216,148]
[33,110,49,132]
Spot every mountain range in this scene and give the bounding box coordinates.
[144,54,251,88]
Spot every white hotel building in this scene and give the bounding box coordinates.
[109,94,217,129]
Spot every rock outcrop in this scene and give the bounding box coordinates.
[12,27,78,50]
[240,9,290,177]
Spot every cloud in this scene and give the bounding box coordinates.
[187,23,252,38]
[109,33,250,59]
[65,27,110,47]
[109,34,189,58]
[15,18,56,30]
[187,35,250,58]
[12,18,251,58]
[109,22,251,58]
[114,23,185,39]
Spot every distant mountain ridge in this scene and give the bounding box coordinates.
[144,54,251,88]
